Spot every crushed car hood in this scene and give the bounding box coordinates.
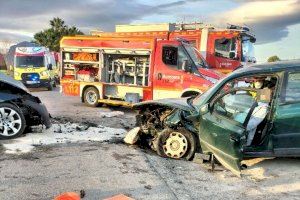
[133,98,195,112]
[0,72,28,92]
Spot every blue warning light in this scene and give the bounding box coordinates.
[30,75,40,81]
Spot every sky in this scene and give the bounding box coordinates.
[0,0,299,62]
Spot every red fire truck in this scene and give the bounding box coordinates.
[92,23,257,74]
[60,35,222,107]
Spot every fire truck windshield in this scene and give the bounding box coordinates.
[242,36,255,63]
[183,44,209,69]
[15,56,44,68]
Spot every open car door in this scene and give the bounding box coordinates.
[198,88,259,176]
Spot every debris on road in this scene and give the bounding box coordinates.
[99,111,124,118]
[124,127,140,145]
[2,123,126,154]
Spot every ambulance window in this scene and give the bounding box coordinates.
[162,46,178,67]
[51,55,57,68]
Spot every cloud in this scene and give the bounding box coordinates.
[0,0,149,36]
[0,0,200,42]
[0,0,299,45]
[213,0,300,44]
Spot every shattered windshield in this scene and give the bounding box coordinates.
[242,36,255,62]
[183,44,209,68]
[15,56,45,68]
[192,77,225,107]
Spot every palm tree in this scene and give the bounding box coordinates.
[50,17,67,31]
[68,26,84,36]
[33,17,83,51]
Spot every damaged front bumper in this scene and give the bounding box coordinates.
[23,99,51,129]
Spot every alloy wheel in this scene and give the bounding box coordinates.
[0,107,22,137]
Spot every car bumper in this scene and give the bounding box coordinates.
[22,79,51,88]
[23,99,52,129]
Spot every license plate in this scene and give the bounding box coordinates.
[26,80,40,84]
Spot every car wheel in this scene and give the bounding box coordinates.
[84,87,101,107]
[156,128,196,161]
[0,103,26,139]
[47,82,53,91]
[53,80,57,88]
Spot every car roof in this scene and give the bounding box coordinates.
[233,60,300,76]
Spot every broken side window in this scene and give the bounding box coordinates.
[285,72,300,103]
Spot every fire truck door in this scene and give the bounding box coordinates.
[153,41,190,100]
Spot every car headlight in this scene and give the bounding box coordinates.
[40,71,49,76]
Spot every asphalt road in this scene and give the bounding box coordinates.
[0,89,299,200]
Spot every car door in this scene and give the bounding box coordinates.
[199,88,257,176]
[272,70,300,155]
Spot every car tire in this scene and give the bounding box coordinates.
[84,87,101,107]
[156,128,196,161]
[53,80,57,88]
[47,82,53,91]
[0,103,26,139]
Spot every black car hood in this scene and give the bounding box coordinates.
[133,98,195,112]
[0,72,28,92]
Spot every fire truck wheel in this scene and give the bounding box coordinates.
[84,87,101,107]
[156,128,196,161]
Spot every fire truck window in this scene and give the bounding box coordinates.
[215,38,236,59]
[178,47,190,70]
[162,46,178,66]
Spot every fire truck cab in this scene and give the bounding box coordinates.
[60,36,221,107]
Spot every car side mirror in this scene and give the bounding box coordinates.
[229,52,236,59]
[182,60,192,72]
[47,63,53,70]
[199,103,210,115]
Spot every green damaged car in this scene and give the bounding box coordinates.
[131,60,300,176]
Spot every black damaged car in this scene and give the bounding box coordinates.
[0,73,51,139]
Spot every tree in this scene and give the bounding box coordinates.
[267,55,280,63]
[0,39,14,54]
[34,17,83,52]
